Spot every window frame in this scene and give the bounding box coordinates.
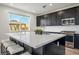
[8,12,30,32]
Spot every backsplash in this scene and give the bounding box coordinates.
[43,25,79,34]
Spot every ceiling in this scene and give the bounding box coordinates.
[1,3,79,15]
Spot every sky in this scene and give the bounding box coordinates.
[9,13,29,24]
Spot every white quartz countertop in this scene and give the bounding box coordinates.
[6,32,66,48]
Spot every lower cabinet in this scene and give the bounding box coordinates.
[32,37,65,55]
[44,42,65,55]
[74,34,79,48]
[44,37,65,55]
[32,47,44,55]
[65,36,73,42]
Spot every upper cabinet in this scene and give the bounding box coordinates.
[43,14,52,26]
[62,8,76,19]
[36,14,52,26]
[36,16,41,26]
[75,7,79,25]
[56,7,76,25]
[36,13,58,26]
[50,12,57,25]
[56,11,64,25]
[36,6,79,26]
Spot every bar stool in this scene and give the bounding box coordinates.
[1,39,30,55]
[1,39,10,54]
[7,44,24,55]
[21,52,31,55]
[1,39,10,43]
[1,40,16,55]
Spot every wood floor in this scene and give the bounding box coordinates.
[65,47,79,55]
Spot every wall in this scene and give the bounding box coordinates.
[43,25,79,34]
[0,5,36,40]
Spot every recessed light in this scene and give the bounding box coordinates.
[49,3,53,6]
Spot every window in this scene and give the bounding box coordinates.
[9,13,30,32]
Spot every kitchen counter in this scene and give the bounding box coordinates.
[43,31,79,34]
[6,32,66,48]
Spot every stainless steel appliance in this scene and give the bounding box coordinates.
[61,18,75,25]
[61,31,75,48]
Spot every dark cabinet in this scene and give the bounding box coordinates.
[58,37,65,46]
[36,16,45,26]
[32,35,65,55]
[74,34,79,48]
[36,15,52,26]
[36,16,41,26]
[54,36,65,46]
[62,8,76,19]
[43,14,52,26]
[36,6,79,26]
[65,36,73,42]
[51,12,57,25]
[75,7,79,25]
[36,12,59,26]
[56,11,64,25]
[44,43,65,55]
[44,37,65,55]
[56,8,76,25]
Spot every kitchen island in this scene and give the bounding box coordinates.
[6,32,66,55]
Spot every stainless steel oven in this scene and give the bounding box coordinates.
[61,31,75,48]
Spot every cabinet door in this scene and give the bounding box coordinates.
[74,34,79,48]
[75,7,79,25]
[45,14,52,26]
[56,11,64,25]
[44,37,65,55]
[62,8,76,19]
[44,41,65,55]
[36,16,45,26]
[56,8,76,25]
[36,16,41,26]
[65,36,73,42]
[58,37,65,46]
[53,36,65,46]
[40,14,52,26]
[51,13,57,25]
[40,19,51,26]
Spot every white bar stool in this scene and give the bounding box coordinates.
[3,41,16,48]
[1,39,16,55]
[7,44,24,55]
[1,39,10,43]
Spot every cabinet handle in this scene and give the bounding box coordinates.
[57,41,60,46]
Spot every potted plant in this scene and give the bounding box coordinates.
[34,29,43,34]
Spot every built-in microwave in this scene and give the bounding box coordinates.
[61,18,75,25]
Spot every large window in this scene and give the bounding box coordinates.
[9,13,30,32]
